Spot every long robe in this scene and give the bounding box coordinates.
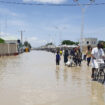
[64,51,69,63]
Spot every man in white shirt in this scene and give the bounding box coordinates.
[91,43,105,78]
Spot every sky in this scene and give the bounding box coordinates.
[0,0,105,47]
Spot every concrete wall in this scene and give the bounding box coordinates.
[0,43,18,56]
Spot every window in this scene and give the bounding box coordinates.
[87,41,89,44]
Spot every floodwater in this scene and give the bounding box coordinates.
[0,51,105,105]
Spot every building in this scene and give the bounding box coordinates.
[79,38,98,47]
[0,36,21,56]
[1,36,18,44]
[79,38,98,53]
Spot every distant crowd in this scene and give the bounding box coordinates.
[56,46,82,67]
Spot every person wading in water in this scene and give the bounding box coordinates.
[56,51,60,65]
[64,50,69,65]
[86,45,92,66]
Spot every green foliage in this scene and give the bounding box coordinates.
[24,41,32,48]
[61,40,78,45]
[0,38,5,43]
[28,43,32,49]
[98,40,105,48]
[75,42,79,45]
[46,43,53,46]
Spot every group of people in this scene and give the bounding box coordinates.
[84,43,105,79]
[56,46,82,67]
[91,43,105,78]
[56,42,105,79]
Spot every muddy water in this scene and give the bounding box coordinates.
[0,51,105,105]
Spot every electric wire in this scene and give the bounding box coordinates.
[0,1,105,7]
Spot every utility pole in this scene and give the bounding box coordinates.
[19,30,25,45]
[5,16,7,36]
[18,30,25,53]
[0,14,1,38]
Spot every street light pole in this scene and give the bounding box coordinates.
[73,0,95,52]
[54,26,67,45]
[54,26,59,45]
[81,8,85,52]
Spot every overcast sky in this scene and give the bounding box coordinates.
[0,0,105,47]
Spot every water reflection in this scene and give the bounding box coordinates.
[55,65,69,83]
[91,82,105,105]
[63,66,68,82]
[56,66,60,81]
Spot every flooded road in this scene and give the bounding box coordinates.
[0,51,105,105]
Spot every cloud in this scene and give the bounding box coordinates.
[44,23,80,34]
[25,36,47,47]
[9,20,26,27]
[0,32,19,40]
[23,0,67,4]
[0,8,18,16]
[84,26,105,39]
[26,37,38,42]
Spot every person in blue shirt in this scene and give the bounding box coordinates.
[56,51,60,65]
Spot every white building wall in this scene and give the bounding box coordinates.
[0,43,18,55]
[80,38,98,47]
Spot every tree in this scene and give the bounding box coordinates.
[24,41,32,48]
[98,40,105,48]
[61,40,78,45]
[0,38,5,43]
[28,43,32,49]
[24,41,29,46]
[45,43,53,46]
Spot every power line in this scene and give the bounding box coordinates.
[0,1,105,7]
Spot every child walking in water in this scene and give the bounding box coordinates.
[56,51,60,65]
